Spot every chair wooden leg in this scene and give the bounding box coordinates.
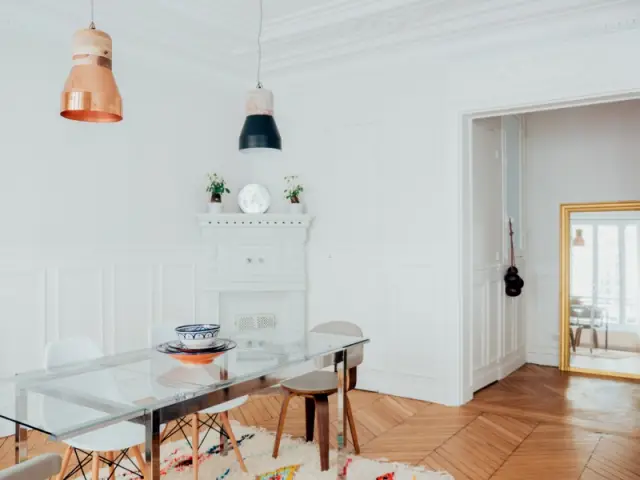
[315,394,330,472]
[192,413,199,480]
[575,327,583,346]
[220,412,248,473]
[57,446,73,480]
[106,451,115,478]
[130,446,147,479]
[305,397,316,442]
[345,395,360,454]
[569,327,576,352]
[91,452,100,480]
[219,413,226,455]
[592,328,599,349]
[272,390,292,458]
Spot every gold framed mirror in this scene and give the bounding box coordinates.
[560,201,640,379]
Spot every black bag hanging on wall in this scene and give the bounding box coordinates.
[504,219,524,297]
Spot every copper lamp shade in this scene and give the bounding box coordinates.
[61,27,122,123]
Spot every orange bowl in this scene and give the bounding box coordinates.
[169,351,225,365]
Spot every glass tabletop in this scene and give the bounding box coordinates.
[0,331,368,440]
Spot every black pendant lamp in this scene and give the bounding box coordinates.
[239,0,281,152]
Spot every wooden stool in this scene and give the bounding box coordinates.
[272,369,359,472]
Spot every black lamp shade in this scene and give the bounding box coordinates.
[239,114,281,151]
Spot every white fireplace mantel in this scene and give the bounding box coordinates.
[196,210,312,310]
[196,212,312,336]
[197,213,313,229]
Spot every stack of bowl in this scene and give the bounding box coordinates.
[175,324,221,350]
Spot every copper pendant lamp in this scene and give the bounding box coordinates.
[239,0,281,152]
[60,0,122,123]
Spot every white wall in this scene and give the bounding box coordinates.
[524,100,640,366]
[2,2,640,409]
[234,25,640,405]
[0,24,243,380]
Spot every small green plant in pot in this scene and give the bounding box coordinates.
[284,175,304,213]
[206,173,230,213]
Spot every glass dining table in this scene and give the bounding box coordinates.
[0,330,369,479]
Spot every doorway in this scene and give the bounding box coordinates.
[463,94,640,400]
[469,116,526,393]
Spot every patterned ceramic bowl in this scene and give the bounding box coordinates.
[175,324,220,349]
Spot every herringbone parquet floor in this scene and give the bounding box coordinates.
[1,364,639,479]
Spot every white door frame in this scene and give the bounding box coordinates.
[458,89,640,404]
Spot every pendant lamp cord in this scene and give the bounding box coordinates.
[89,0,95,29]
[256,0,263,88]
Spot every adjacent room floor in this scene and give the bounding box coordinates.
[570,346,640,377]
[1,364,638,479]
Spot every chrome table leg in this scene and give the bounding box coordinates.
[336,348,348,479]
[14,389,27,464]
[145,411,161,480]
[14,424,27,464]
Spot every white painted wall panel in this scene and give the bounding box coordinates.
[0,270,46,375]
[57,268,104,348]
[160,265,196,327]
[114,265,154,353]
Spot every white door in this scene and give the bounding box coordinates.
[500,115,527,380]
[471,118,504,392]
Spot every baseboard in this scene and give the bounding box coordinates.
[472,362,499,392]
[526,350,559,367]
[499,346,527,378]
[357,367,448,405]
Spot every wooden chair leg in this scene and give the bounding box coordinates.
[106,451,115,478]
[57,446,73,480]
[569,327,576,352]
[305,397,316,442]
[219,413,226,455]
[130,446,147,479]
[272,390,292,458]
[315,394,330,472]
[592,328,599,349]
[575,327,583,346]
[192,413,199,480]
[220,412,248,473]
[91,452,100,480]
[345,395,360,454]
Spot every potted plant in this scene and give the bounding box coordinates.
[206,173,230,214]
[284,175,304,214]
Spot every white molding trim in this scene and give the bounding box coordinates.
[527,351,559,367]
[472,362,500,394]
[357,367,447,405]
[197,213,313,229]
[499,346,527,378]
[8,0,636,77]
[254,0,638,74]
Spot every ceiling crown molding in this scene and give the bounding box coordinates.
[5,0,638,83]
[241,0,639,75]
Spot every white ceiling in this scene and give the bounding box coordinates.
[3,0,638,79]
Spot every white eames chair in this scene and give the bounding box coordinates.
[44,338,147,480]
[0,454,61,480]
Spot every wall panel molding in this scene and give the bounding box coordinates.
[0,253,204,362]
